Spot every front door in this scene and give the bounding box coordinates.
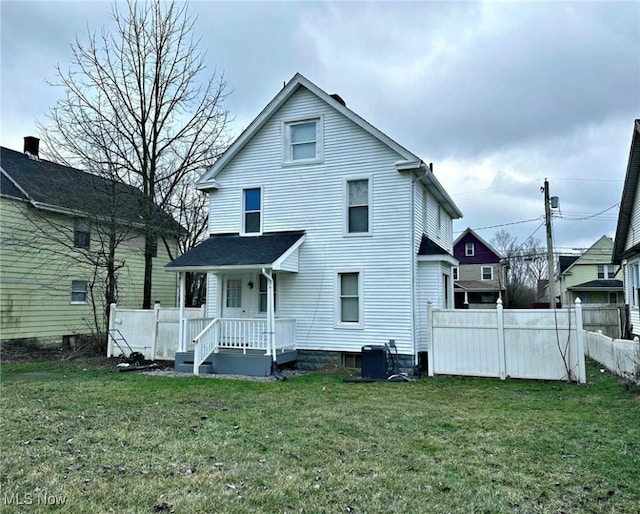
[223,276,247,318]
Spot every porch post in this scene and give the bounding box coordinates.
[262,268,276,361]
[178,271,186,352]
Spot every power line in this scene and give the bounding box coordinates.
[454,217,541,234]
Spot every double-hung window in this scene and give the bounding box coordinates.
[70,280,88,304]
[74,220,90,249]
[284,118,322,163]
[259,274,277,313]
[465,243,474,257]
[481,266,493,281]
[346,178,370,234]
[452,267,459,281]
[337,271,362,327]
[597,265,615,279]
[243,188,262,234]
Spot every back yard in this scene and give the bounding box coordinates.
[1,358,638,513]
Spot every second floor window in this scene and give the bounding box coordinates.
[243,188,261,234]
[465,242,474,256]
[74,220,90,249]
[597,265,615,279]
[481,266,493,280]
[347,178,370,234]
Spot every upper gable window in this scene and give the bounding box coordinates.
[243,188,262,235]
[74,220,91,249]
[346,178,371,235]
[283,117,323,164]
[465,242,475,256]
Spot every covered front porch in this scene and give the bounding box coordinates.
[165,231,305,376]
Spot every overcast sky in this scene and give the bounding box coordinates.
[1,1,638,253]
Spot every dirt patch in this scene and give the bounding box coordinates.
[0,339,107,364]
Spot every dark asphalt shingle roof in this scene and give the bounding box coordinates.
[0,146,180,233]
[454,280,504,292]
[568,279,623,291]
[418,235,452,257]
[559,255,580,274]
[166,231,305,269]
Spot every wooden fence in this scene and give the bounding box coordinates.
[580,304,625,338]
[427,299,586,383]
[584,330,639,382]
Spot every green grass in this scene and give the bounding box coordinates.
[1,360,639,513]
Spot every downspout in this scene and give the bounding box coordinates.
[261,268,275,363]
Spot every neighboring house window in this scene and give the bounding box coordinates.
[346,178,370,234]
[259,274,277,313]
[226,279,242,308]
[631,263,639,307]
[481,266,493,280]
[243,188,262,234]
[337,271,362,326]
[608,292,618,304]
[284,118,322,163]
[74,220,91,249]
[465,242,474,256]
[150,233,158,258]
[597,265,615,279]
[452,267,459,281]
[70,280,88,304]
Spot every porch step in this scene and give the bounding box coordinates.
[174,349,298,377]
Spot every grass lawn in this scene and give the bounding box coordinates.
[1,359,639,513]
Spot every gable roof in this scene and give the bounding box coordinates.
[453,227,504,259]
[0,146,180,234]
[196,73,462,219]
[613,119,640,263]
[165,231,305,271]
[559,235,613,275]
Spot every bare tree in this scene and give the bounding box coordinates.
[39,0,230,308]
[492,230,546,308]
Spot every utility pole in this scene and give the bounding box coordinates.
[543,178,555,309]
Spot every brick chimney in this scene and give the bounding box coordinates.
[23,136,40,157]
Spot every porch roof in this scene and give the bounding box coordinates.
[165,230,305,272]
[454,280,505,293]
[568,279,623,292]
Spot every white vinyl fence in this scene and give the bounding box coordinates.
[107,303,206,360]
[427,299,586,383]
[584,330,640,382]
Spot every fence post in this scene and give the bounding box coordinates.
[575,298,586,384]
[151,302,160,360]
[107,303,117,357]
[427,301,434,377]
[496,298,506,380]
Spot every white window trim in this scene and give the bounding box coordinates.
[335,269,364,329]
[343,175,373,237]
[70,280,88,305]
[240,186,264,236]
[282,115,324,166]
[481,266,493,281]
[465,243,475,257]
[597,264,615,279]
[452,267,459,281]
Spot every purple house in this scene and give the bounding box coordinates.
[453,228,506,308]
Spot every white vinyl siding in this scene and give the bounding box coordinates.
[208,87,414,354]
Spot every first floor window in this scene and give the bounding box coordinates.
[259,274,277,313]
[481,266,493,280]
[70,280,88,304]
[452,267,459,281]
[347,178,370,234]
[74,220,90,249]
[339,272,360,324]
[631,263,639,307]
[243,188,261,234]
[608,292,618,304]
[226,279,242,308]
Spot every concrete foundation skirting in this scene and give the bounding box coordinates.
[296,349,416,375]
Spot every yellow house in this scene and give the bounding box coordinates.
[555,235,622,305]
[0,138,179,346]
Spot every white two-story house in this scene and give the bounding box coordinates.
[166,73,462,375]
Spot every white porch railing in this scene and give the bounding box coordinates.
[193,319,220,375]
[190,318,297,375]
[185,318,215,352]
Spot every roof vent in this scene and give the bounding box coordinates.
[23,136,40,158]
[330,93,346,107]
